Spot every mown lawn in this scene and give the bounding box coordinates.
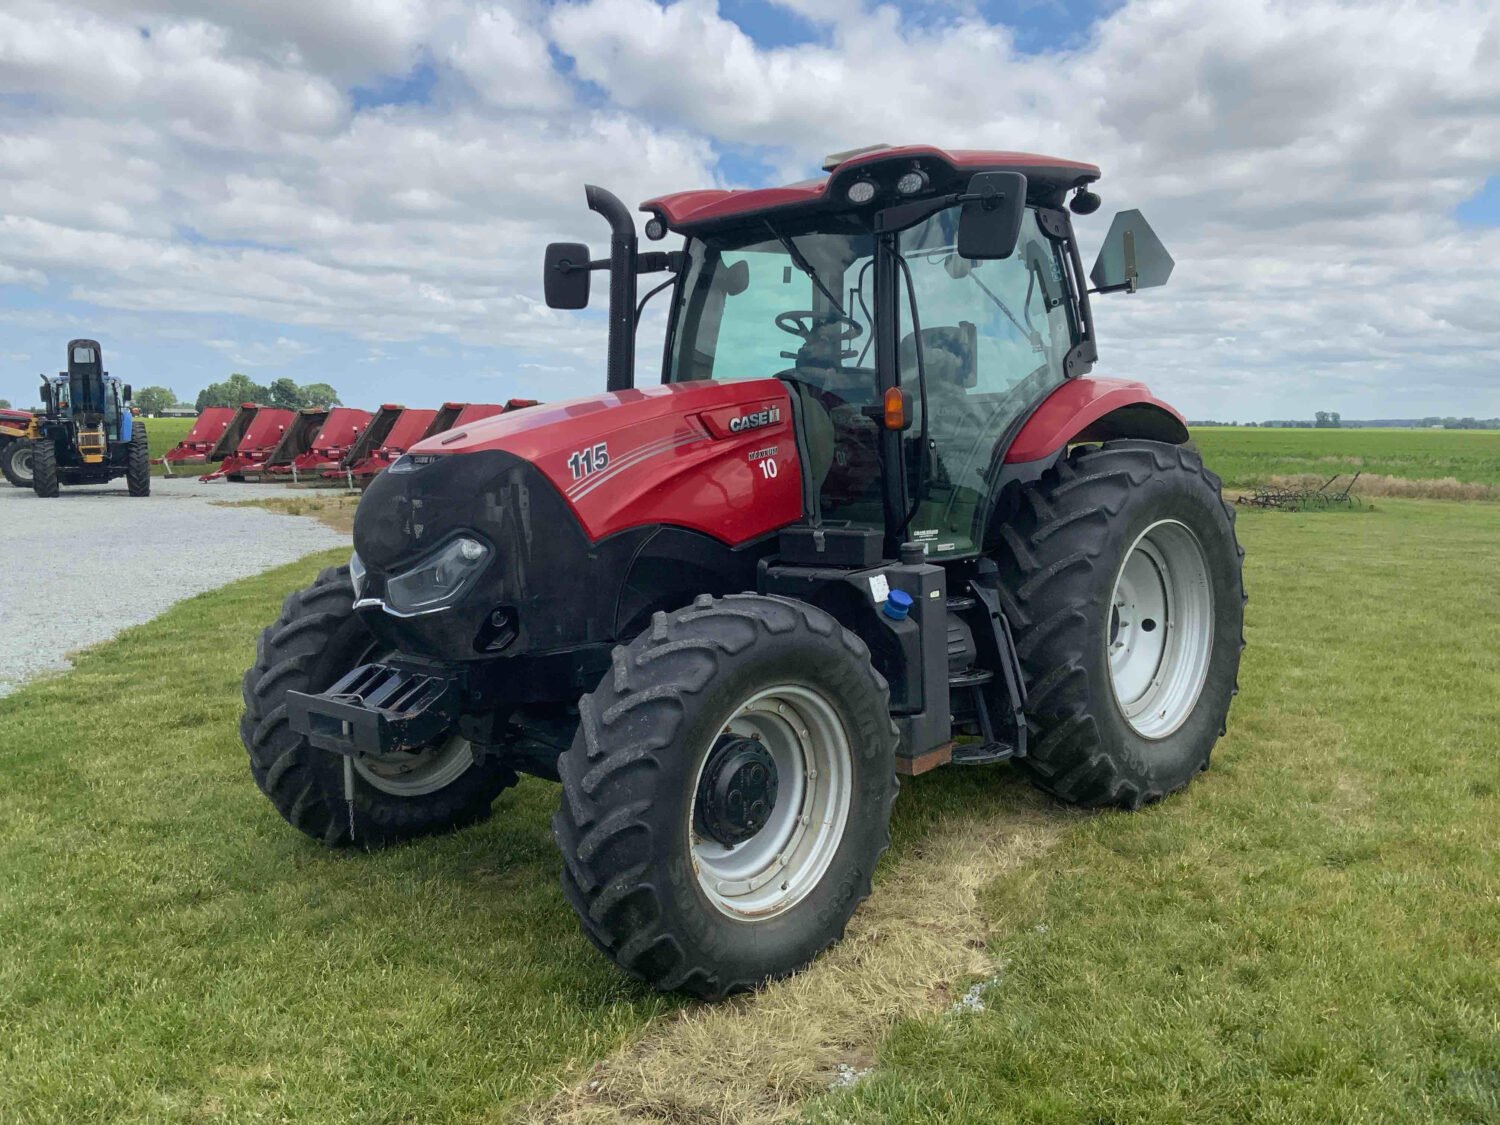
[809,500,1500,1123]
[1,501,1497,1122]
[1191,426,1500,488]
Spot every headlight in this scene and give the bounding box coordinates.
[384,536,491,614]
[349,551,366,599]
[896,169,929,195]
[846,179,876,205]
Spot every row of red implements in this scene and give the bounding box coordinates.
[160,400,538,486]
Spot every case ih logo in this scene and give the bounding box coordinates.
[728,405,781,433]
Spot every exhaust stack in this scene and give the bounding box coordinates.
[585,185,638,393]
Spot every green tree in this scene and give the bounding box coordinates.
[195,373,269,411]
[298,382,341,408]
[133,386,177,415]
[0,398,10,409]
[267,377,303,410]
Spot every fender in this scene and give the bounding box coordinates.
[1003,377,1188,464]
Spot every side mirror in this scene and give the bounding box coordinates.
[544,242,592,309]
[1089,210,1173,293]
[123,384,132,401]
[957,171,1027,260]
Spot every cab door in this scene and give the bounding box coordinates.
[894,208,1076,559]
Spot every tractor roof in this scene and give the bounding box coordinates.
[641,145,1100,235]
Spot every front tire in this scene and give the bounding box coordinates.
[239,565,518,847]
[31,440,58,498]
[993,440,1245,808]
[1,439,33,488]
[554,594,899,999]
[127,422,150,496]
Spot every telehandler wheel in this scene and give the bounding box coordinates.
[993,440,1245,809]
[240,564,518,848]
[554,594,899,999]
[126,422,150,496]
[30,440,58,498]
[2,440,33,488]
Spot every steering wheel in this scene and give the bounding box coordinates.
[775,310,863,345]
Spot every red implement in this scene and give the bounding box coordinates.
[253,408,329,479]
[200,406,296,481]
[272,407,373,481]
[419,400,539,442]
[328,405,438,486]
[161,406,236,472]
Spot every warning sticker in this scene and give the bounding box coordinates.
[868,574,890,603]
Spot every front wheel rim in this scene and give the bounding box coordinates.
[13,447,32,479]
[690,684,853,920]
[352,735,475,797]
[1107,519,1215,739]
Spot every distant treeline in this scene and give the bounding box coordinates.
[1190,416,1500,430]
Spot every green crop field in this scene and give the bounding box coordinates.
[1,498,1496,1123]
[1190,427,1500,491]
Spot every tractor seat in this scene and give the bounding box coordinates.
[899,324,977,393]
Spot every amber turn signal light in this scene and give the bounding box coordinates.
[883,387,913,431]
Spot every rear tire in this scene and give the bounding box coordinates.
[1,439,33,488]
[992,440,1245,808]
[554,594,899,999]
[127,422,150,496]
[31,440,58,498]
[239,565,518,847]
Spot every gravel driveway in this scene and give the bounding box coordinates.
[0,476,349,696]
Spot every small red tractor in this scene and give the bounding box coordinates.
[242,145,1244,998]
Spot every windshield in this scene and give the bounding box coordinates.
[667,226,876,394]
[665,208,1076,554]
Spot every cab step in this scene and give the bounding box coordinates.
[951,740,1020,766]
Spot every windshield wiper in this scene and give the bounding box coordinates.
[764,221,850,319]
[966,267,1043,351]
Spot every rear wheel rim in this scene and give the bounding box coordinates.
[690,684,853,920]
[1107,519,1215,739]
[13,446,32,478]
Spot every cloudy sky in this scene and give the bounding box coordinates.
[1,0,1497,420]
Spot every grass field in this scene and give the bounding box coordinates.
[1191,427,1500,495]
[143,416,198,475]
[2,498,1496,1122]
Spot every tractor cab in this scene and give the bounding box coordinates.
[548,145,1178,561]
[66,340,109,420]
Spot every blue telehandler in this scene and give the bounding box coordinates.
[31,339,149,498]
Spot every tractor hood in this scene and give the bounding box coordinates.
[350,379,802,664]
[404,380,803,545]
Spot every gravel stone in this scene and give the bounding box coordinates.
[0,476,349,696]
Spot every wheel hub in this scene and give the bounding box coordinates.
[1106,519,1215,739]
[695,734,779,846]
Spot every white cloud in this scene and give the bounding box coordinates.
[0,0,1496,417]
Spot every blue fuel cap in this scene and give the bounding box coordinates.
[882,589,914,621]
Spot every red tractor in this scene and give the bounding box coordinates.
[241,145,1244,998]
